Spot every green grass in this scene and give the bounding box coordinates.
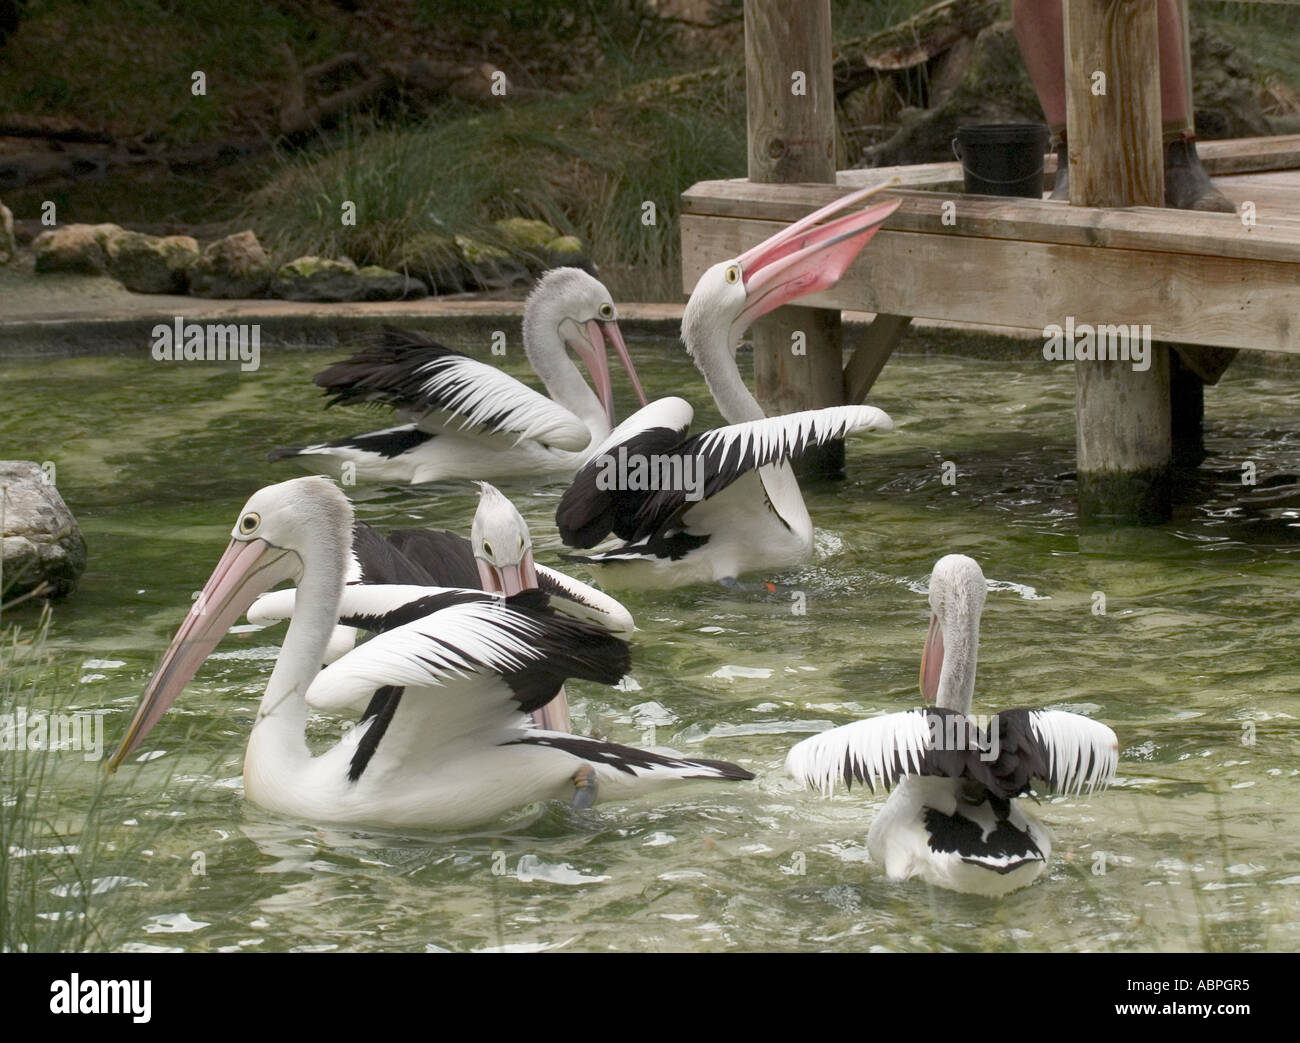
[0,607,110,951]
[245,84,749,301]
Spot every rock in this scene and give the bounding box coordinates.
[856,21,1045,168]
[456,234,529,290]
[32,223,124,275]
[399,233,468,294]
[0,461,87,600]
[355,265,428,301]
[494,217,561,253]
[1190,26,1272,140]
[544,235,597,274]
[188,230,274,298]
[272,256,361,302]
[104,231,199,294]
[0,200,13,265]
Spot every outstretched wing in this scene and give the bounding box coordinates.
[558,400,891,549]
[314,327,591,451]
[786,707,1118,799]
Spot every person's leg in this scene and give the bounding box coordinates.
[1013,0,1234,211]
[1012,0,1069,199]
[1158,0,1235,211]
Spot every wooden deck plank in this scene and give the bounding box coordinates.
[828,135,1300,194]
[1211,176,1300,218]
[682,215,1299,353]
[684,181,1300,263]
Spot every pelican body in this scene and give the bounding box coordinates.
[556,186,898,587]
[248,481,634,732]
[109,478,751,830]
[270,268,647,485]
[786,555,1119,896]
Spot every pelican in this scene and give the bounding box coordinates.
[785,555,1119,896]
[555,185,898,587]
[268,268,648,485]
[248,481,633,732]
[109,477,753,830]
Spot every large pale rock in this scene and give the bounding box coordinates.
[0,461,87,600]
[32,223,124,275]
[0,200,13,265]
[188,230,274,298]
[105,231,199,294]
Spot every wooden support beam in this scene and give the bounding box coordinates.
[844,315,912,403]
[1065,0,1172,525]
[1169,347,1206,468]
[743,0,844,478]
[681,213,1300,355]
[1174,345,1237,385]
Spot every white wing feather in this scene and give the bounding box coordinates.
[1027,710,1119,795]
[785,711,931,797]
[405,356,591,450]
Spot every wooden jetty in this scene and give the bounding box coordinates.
[681,0,1300,523]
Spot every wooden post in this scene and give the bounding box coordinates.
[744,0,844,478]
[1064,0,1172,524]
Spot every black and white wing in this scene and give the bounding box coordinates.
[556,397,695,548]
[313,327,591,451]
[557,399,891,549]
[305,591,630,757]
[786,707,1119,799]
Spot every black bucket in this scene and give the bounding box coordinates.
[952,124,1049,198]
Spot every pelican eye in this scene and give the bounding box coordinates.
[725,264,740,285]
[598,303,615,320]
[238,512,261,535]
[482,540,494,560]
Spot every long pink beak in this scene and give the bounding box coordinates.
[598,318,648,409]
[475,548,539,598]
[919,613,944,704]
[108,538,290,771]
[475,548,571,733]
[734,187,901,335]
[566,319,648,427]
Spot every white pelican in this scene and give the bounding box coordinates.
[248,481,633,732]
[555,186,899,587]
[268,267,648,485]
[108,477,752,829]
[785,555,1119,896]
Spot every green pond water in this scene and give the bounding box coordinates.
[3,337,1299,952]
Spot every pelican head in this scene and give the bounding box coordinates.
[919,553,987,711]
[524,267,647,425]
[109,477,352,771]
[470,481,538,597]
[682,185,900,370]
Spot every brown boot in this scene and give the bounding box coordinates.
[1164,135,1236,213]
